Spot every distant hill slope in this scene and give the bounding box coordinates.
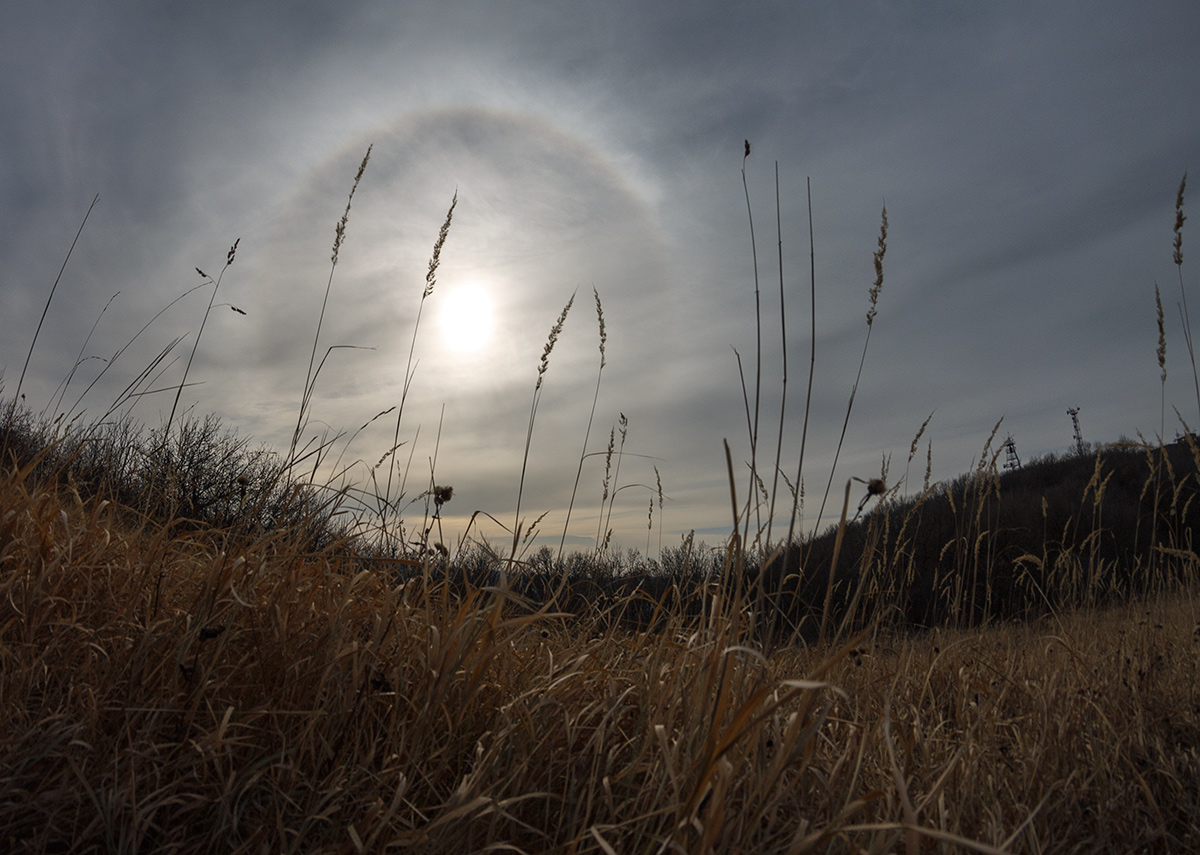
[756,438,1200,635]
[4,395,1197,640]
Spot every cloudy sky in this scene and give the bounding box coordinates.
[3,1,1199,554]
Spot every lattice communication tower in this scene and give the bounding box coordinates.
[1067,407,1085,456]
[1003,435,1021,470]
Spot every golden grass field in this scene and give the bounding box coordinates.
[2,162,1198,853]
[2,453,1197,853]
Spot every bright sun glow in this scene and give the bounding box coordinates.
[438,283,495,353]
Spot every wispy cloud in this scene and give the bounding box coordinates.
[2,1,1198,547]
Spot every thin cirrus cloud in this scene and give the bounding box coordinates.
[1,1,1198,550]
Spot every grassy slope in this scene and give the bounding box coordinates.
[3,166,1196,853]
[761,438,1200,639]
[2,440,1198,854]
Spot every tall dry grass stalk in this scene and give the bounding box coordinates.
[765,162,788,548]
[781,177,817,571]
[814,205,888,532]
[654,464,664,555]
[46,289,119,421]
[596,424,615,550]
[599,412,629,554]
[289,145,372,468]
[1157,283,1168,439]
[3,195,100,466]
[11,194,99,413]
[559,287,607,559]
[1171,172,1198,425]
[512,293,574,560]
[740,140,764,541]
[377,192,457,550]
[68,279,210,428]
[165,238,240,440]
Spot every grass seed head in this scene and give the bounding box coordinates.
[594,287,607,368]
[331,144,372,265]
[425,192,458,298]
[1156,283,1167,380]
[536,293,575,390]
[601,427,615,501]
[909,413,933,465]
[1174,172,1187,267]
[867,205,888,326]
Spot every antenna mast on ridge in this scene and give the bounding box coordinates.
[1067,407,1085,456]
[1003,435,1021,470]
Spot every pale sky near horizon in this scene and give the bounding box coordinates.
[2,2,1199,553]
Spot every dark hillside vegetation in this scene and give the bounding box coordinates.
[0,403,357,552]
[5,399,1196,646]
[375,435,1200,645]
[754,437,1200,639]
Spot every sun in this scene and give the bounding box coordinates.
[438,282,495,353]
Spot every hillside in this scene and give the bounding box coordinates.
[3,402,1198,643]
[752,437,1200,639]
[2,410,1199,852]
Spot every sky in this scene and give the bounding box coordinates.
[3,1,1199,555]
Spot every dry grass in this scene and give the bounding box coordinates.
[809,596,1200,852]
[4,160,1198,854]
[2,448,1198,853]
